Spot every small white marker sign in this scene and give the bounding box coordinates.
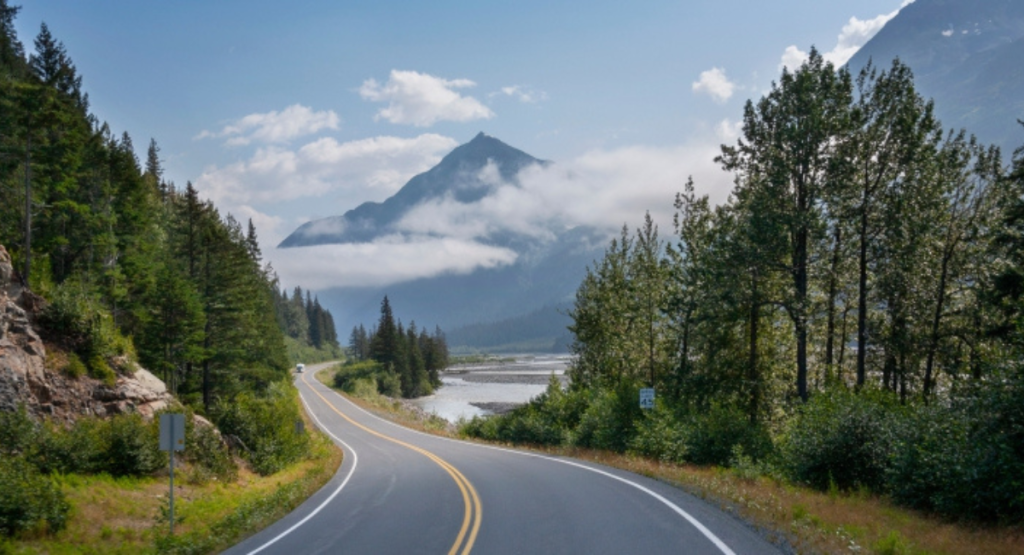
[639,388,655,410]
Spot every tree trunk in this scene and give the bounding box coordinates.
[923,253,951,401]
[748,270,760,423]
[857,203,869,388]
[23,136,31,284]
[825,226,842,382]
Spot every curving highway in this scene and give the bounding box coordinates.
[222,362,783,554]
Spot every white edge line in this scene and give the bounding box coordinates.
[244,384,358,555]
[310,377,737,555]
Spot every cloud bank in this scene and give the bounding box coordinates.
[359,70,494,127]
[196,133,457,210]
[264,136,736,290]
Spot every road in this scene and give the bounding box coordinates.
[222,362,784,554]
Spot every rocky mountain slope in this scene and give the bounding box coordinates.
[847,0,1024,155]
[0,245,171,422]
[279,134,604,351]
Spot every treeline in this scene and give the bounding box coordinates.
[0,3,292,412]
[465,51,1024,523]
[340,296,448,398]
[273,284,341,359]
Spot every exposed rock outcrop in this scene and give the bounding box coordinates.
[0,244,172,423]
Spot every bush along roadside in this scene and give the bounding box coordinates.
[0,384,340,554]
[460,374,1024,527]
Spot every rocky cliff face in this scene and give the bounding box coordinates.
[0,244,172,423]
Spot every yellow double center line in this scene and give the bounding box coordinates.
[301,373,482,555]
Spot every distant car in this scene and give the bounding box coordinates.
[296,363,305,373]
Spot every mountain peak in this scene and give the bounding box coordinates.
[278,133,547,248]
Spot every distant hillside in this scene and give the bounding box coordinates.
[446,304,574,353]
[280,133,606,351]
[847,0,1024,155]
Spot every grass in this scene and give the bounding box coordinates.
[1,399,343,555]
[319,364,1024,555]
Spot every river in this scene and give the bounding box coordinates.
[410,354,570,422]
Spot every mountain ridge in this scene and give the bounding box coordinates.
[279,132,549,247]
[847,0,1024,155]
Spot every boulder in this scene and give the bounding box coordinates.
[0,244,173,423]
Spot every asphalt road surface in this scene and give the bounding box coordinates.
[222,362,784,554]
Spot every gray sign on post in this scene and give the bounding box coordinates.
[160,413,185,452]
[159,413,185,535]
[639,388,655,410]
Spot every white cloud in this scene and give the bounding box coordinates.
[392,140,733,249]
[779,1,914,70]
[269,236,518,289]
[195,133,457,208]
[195,104,340,146]
[493,85,547,103]
[193,133,459,252]
[692,67,736,103]
[359,70,495,127]
[941,29,954,37]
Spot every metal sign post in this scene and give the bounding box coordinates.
[639,388,655,410]
[159,413,185,535]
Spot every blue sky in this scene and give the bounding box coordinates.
[13,0,911,289]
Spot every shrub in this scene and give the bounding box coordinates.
[630,402,773,467]
[31,418,105,475]
[681,402,773,466]
[63,352,86,379]
[87,354,116,386]
[780,387,907,491]
[0,406,39,457]
[39,280,133,376]
[0,456,70,537]
[571,382,641,452]
[101,413,165,477]
[887,378,1024,523]
[213,381,309,476]
[629,404,688,462]
[185,420,238,484]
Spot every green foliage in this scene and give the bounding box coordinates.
[62,352,85,379]
[630,402,773,466]
[100,413,164,477]
[0,405,38,457]
[40,280,133,377]
[886,375,1024,522]
[212,381,309,476]
[184,420,238,484]
[462,377,582,446]
[87,354,116,385]
[570,382,641,452]
[780,388,907,491]
[0,456,70,537]
[31,417,104,475]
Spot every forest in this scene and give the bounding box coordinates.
[338,296,449,399]
[1,2,340,539]
[465,50,1024,524]
[0,3,340,412]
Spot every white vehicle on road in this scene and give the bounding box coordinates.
[296,363,305,373]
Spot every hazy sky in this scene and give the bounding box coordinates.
[13,0,912,289]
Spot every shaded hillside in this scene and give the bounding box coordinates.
[847,0,1024,154]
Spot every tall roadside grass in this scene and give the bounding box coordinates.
[0,383,342,554]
